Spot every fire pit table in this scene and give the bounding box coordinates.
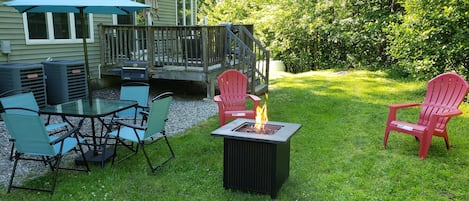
[211,118,302,199]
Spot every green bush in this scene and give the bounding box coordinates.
[387,0,469,79]
[199,0,469,78]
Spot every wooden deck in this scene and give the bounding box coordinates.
[101,63,225,98]
[99,24,269,97]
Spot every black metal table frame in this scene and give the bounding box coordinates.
[40,98,138,167]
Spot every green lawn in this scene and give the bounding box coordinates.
[2,70,469,200]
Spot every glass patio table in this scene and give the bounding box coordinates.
[40,98,138,166]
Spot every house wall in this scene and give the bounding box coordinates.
[0,0,178,78]
[154,0,177,25]
[0,2,112,78]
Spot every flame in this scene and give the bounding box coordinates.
[254,93,268,130]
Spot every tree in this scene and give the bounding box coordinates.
[387,0,469,79]
[199,0,469,78]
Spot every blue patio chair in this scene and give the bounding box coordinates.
[101,82,150,134]
[2,107,89,194]
[103,92,175,173]
[118,82,150,119]
[0,90,69,160]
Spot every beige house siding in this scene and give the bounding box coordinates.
[155,0,177,25]
[0,0,179,77]
[0,3,112,78]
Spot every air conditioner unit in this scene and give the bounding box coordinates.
[42,60,88,105]
[0,63,47,107]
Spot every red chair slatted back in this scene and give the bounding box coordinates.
[419,72,469,129]
[218,69,249,111]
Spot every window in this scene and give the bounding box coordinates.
[26,13,47,39]
[74,13,90,38]
[53,13,70,39]
[112,14,135,25]
[117,14,134,25]
[23,12,94,45]
[177,0,197,25]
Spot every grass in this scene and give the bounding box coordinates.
[2,70,469,200]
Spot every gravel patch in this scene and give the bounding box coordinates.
[0,88,218,188]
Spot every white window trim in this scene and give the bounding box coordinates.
[112,14,118,25]
[23,12,94,45]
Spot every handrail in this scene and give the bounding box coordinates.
[226,25,270,94]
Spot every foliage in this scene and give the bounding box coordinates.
[199,0,469,79]
[199,0,399,73]
[243,0,314,73]
[306,0,397,71]
[386,0,469,79]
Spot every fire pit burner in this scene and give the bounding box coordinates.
[211,118,302,199]
[234,122,282,135]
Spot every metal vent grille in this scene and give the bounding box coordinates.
[0,63,47,107]
[42,60,88,105]
[20,67,47,106]
[66,64,88,100]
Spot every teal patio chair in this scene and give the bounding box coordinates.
[107,82,150,123]
[117,82,150,121]
[2,107,89,194]
[101,82,150,134]
[0,90,69,160]
[103,92,175,173]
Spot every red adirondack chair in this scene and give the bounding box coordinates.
[383,72,469,159]
[214,69,261,126]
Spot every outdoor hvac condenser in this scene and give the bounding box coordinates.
[42,60,88,105]
[0,63,47,107]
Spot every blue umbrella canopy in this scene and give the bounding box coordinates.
[3,0,150,14]
[3,0,150,104]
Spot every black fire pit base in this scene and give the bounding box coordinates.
[212,119,301,199]
[223,138,290,199]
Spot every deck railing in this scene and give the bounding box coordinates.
[99,24,269,95]
[228,25,270,94]
[99,25,226,72]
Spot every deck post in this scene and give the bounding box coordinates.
[201,26,209,73]
[146,26,156,79]
[201,26,213,98]
[98,24,105,72]
[146,26,155,75]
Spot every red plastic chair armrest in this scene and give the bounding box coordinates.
[432,109,463,118]
[247,94,261,102]
[386,103,422,123]
[213,95,222,103]
[389,103,421,109]
[247,94,261,108]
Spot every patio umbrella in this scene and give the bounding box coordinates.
[3,0,150,104]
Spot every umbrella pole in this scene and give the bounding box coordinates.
[80,8,93,105]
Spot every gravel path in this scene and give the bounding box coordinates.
[0,88,218,187]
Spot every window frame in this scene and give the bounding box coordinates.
[22,12,94,45]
